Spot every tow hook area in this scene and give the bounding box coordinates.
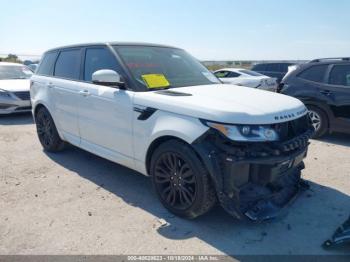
[323,215,350,248]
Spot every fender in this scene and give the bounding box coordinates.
[132,110,209,175]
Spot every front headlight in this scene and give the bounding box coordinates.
[204,121,279,142]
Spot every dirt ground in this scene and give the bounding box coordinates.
[0,113,349,256]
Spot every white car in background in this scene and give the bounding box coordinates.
[214,68,277,92]
[0,62,33,114]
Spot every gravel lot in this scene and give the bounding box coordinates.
[0,113,349,256]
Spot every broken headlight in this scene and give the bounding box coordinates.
[204,121,279,142]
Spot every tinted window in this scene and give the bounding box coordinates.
[329,65,350,87]
[84,48,119,81]
[37,52,58,76]
[54,49,81,80]
[265,64,281,72]
[280,64,292,72]
[228,72,240,77]
[214,71,230,78]
[298,65,328,83]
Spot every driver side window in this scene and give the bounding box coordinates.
[84,48,120,82]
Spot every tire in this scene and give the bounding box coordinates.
[150,139,217,219]
[307,105,328,138]
[35,107,66,152]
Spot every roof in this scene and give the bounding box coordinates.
[215,67,245,72]
[0,62,23,66]
[45,42,180,53]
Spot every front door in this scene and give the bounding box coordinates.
[77,47,135,168]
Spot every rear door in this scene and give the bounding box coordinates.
[77,46,134,168]
[50,48,83,146]
[324,63,350,131]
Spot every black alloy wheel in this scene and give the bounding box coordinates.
[35,107,65,152]
[154,152,197,210]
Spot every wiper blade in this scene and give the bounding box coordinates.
[148,86,173,91]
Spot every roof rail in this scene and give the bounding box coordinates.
[310,57,350,63]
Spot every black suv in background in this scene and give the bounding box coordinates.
[280,58,350,138]
[251,62,295,83]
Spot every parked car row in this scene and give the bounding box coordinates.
[214,68,277,92]
[279,57,350,138]
[251,62,296,83]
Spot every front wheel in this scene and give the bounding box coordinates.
[150,140,217,219]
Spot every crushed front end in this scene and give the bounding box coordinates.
[193,114,314,222]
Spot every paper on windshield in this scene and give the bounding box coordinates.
[142,74,170,89]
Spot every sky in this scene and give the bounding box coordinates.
[0,0,349,60]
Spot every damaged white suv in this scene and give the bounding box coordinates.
[31,43,313,221]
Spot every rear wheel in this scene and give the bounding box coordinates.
[150,140,216,219]
[307,105,328,138]
[35,107,65,152]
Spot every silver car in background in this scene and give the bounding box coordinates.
[214,68,278,92]
[0,62,33,114]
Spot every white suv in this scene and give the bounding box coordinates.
[31,42,313,221]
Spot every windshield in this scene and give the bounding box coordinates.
[239,69,263,76]
[114,46,220,90]
[0,65,33,80]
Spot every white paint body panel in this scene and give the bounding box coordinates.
[134,84,307,125]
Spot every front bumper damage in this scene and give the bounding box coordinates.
[192,127,313,222]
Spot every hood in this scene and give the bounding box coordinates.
[0,79,30,92]
[134,84,307,125]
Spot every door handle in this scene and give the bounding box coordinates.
[47,83,54,89]
[320,90,332,96]
[79,90,90,96]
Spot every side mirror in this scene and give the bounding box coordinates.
[92,69,125,88]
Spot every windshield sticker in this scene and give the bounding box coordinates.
[141,74,170,89]
[202,72,220,83]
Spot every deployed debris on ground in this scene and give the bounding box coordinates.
[323,215,350,248]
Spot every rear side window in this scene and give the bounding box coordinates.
[228,72,240,77]
[37,52,58,76]
[84,48,119,82]
[54,49,81,80]
[329,65,350,87]
[298,65,328,83]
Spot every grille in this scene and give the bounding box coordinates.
[14,91,30,101]
[273,115,311,141]
[277,129,313,152]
